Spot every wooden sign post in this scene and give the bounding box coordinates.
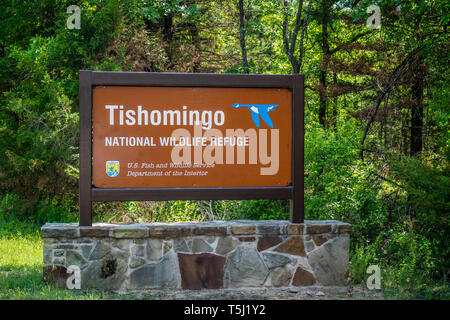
[79,71,304,226]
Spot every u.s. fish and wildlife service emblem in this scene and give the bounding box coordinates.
[106,161,120,177]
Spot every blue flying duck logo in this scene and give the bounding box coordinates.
[232,103,278,128]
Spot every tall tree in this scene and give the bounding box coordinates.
[359,0,447,158]
[238,0,249,73]
[308,0,373,128]
[410,55,425,156]
[282,0,312,74]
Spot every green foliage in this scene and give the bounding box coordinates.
[349,229,449,299]
[304,121,387,235]
[384,152,450,276]
[349,235,381,284]
[228,200,289,220]
[0,0,136,208]
[93,199,289,224]
[0,193,31,221]
[305,121,361,219]
[0,193,77,226]
[151,201,205,222]
[384,224,435,284]
[0,37,79,198]
[304,120,449,297]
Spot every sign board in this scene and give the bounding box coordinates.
[79,72,304,226]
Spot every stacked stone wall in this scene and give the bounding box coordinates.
[41,220,351,291]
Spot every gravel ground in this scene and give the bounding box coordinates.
[123,285,384,300]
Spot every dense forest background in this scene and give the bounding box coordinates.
[0,0,448,298]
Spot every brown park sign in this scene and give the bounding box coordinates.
[79,72,304,226]
[93,86,292,188]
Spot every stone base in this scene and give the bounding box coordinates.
[41,220,351,291]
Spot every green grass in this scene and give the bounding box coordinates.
[0,216,118,299]
[1,215,448,300]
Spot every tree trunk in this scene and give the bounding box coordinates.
[402,119,409,155]
[163,13,175,68]
[189,22,201,72]
[410,56,425,156]
[238,0,249,73]
[332,73,338,127]
[319,69,327,127]
[282,0,305,74]
[319,9,329,128]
